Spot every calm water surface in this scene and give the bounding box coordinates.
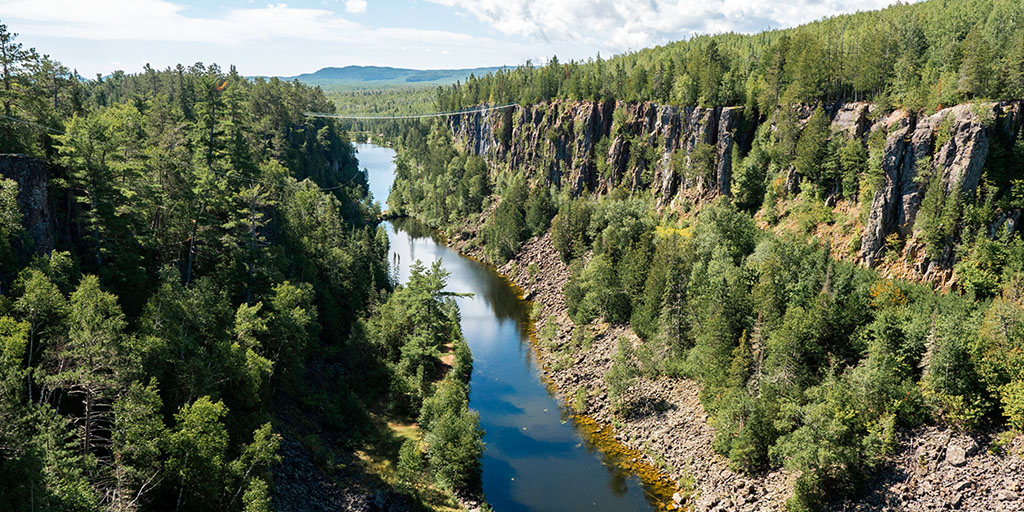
[358,143,658,512]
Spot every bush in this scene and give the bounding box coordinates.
[425,406,483,491]
[565,254,631,325]
[838,138,866,199]
[1001,380,1024,431]
[483,199,526,262]
[397,438,425,487]
[551,198,593,262]
[732,143,768,211]
[794,106,830,188]
[606,337,640,413]
[524,185,556,237]
[922,313,989,428]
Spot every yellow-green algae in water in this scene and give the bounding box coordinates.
[408,215,692,511]
[573,415,690,511]
[520,298,691,511]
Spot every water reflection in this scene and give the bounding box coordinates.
[360,143,661,512]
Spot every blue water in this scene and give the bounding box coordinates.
[358,143,656,512]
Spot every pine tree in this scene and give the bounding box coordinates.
[794,106,830,189]
[47,275,130,454]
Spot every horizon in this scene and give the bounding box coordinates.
[0,0,914,78]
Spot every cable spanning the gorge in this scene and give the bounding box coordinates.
[303,103,517,120]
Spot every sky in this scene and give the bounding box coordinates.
[0,0,913,77]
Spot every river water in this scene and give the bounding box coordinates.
[358,143,660,512]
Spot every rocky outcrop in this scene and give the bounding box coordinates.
[448,101,745,202]
[452,100,1023,278]
[858,102,1023,268]
[830,426,1024,512]
[0,153,54,255]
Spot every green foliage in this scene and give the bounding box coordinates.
[0,28,395,510]
[794,107,830,189]
[606,337,640,413]
[685,143,716,187]
[524,185,556,237]
[921,308,988,429]
[550,197,593,263]
[791,183,835,234]
[387,123,490,229]
[419,369,483,492]
[373,260,460,412]
[482,178,529,262]
[396,438,425,487]
[437,0,1024,111]
[565,254,632,325]
[838,139,867,200]
[1001,380,1024,431]
[561,194,655,323]
[732,142,769,212]
[424,404,483,492]
[241,478,272,512]
[0,177,22,269]
[917,172,966,260]
[167,397,229,512]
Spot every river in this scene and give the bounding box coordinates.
[359,143,661,512]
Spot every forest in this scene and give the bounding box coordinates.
[0,23,481,512]
[5,0,1024,510]
[386,1,1024,510]
[435,0,1024,113]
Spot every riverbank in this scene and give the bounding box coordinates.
[442,210,1024,512]
[453,226,791,512]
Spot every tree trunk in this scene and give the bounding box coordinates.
[185,201,205,285]
[84,391,92,453]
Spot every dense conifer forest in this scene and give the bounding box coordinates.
[387,1,1024,510]
[0,22,481,512]
[5,0,1024,510]
[435,0,1024,112]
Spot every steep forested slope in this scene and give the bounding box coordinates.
[436,0,1024,112]
[386,1,1024,511]
[0,23,481,512]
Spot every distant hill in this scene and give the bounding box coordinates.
[273,65,506,89]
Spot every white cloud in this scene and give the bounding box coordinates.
[345,0,367,13]
[0,0,472,47]
[424,0,910,52]
[0,0,917,76]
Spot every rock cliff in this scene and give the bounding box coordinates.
[0,153,54,256]
[858,102,1022,269]
[448,100,746,203]
[448,100,1024,278]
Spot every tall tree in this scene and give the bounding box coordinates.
[46,275,130,454]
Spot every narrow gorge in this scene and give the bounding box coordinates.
[447,99,1023,285]
[408,99,1024,511]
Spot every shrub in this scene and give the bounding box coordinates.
[794,106,830,187]
[565,254,631,324]
[838,138,867,200]
[1001,380,1024,431]
[551,198,593,262]
[397,438,425,487]
[425,407,483,491]
[524,185,556,237]
[483,199,526,261]
[606,337,640,413]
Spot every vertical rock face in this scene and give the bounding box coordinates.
[0,154,54,256]
[860,111,918,265]
[449,99,1022,274]
[830,102,874,139]
[447,101,745,201]
[859,102,1022,267]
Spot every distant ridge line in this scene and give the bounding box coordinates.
[304,103,518,120]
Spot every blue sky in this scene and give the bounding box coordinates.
[0,0,911,77]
